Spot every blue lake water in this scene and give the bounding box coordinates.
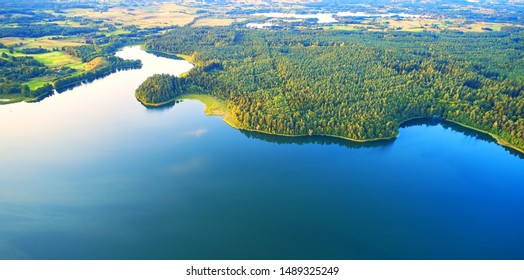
[0,47,523,260]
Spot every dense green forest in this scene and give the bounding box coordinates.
[135,74,185,105]
[0,25,99,38]
[144,27,524,151]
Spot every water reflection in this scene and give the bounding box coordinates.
[28,90,55,103]
[238,117,524,158]
[55,83,84,94]
[402,118,494,143]
[402,118,524,159]
[239,129,395,148]
[142,100,180,110]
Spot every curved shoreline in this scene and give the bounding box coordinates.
[173,95,524,155]
[444,119,524,155]
[1,61,141,105]
[136,97,178,108]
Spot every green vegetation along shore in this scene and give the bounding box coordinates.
[142,27,524,152]
[174,93,524,155]
[138,75,521,153]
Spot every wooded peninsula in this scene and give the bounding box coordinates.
[140,27,524,152]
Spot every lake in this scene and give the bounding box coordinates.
[251,11,423,25]
[255,12,338,23]
[0,46,523,260]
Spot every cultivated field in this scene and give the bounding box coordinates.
[65,3,198,28]
[191,18,235,27]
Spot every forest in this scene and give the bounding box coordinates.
[143,27,524,151]
[0,25,99,39]
[135,74,185,105]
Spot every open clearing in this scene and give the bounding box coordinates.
[33,52,84,69]
[65,3,197,28]
[191,18,235,27]
[0,37,85,49]
[0,48,84,70]
[325,17,523,33]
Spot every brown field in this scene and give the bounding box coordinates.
[191,18,235,27]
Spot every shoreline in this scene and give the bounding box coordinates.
[1,64,141,105]
[176,96,401,143]
[444,119,524,155]
[176,95,524,154]
[138,48,524,155]
[136,97,178,107]
[143,49,184,61]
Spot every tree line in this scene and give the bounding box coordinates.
[54,57,141,91]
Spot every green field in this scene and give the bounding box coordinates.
[0,36,86,70]
[0,94,26,105]
[23,78,53,90]
[31,51,84,69]
[0,37,85,49]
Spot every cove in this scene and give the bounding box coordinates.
[0,47,523,260]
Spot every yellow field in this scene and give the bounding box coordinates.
[385,18,442,32]
[65,3,197,28]
[85,57,108,71]
[191,18,235,27]
[451,22,515,32]
[234,18,250,23]
[327,17,523,33]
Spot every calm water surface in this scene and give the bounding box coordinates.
[0,47,523,259]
